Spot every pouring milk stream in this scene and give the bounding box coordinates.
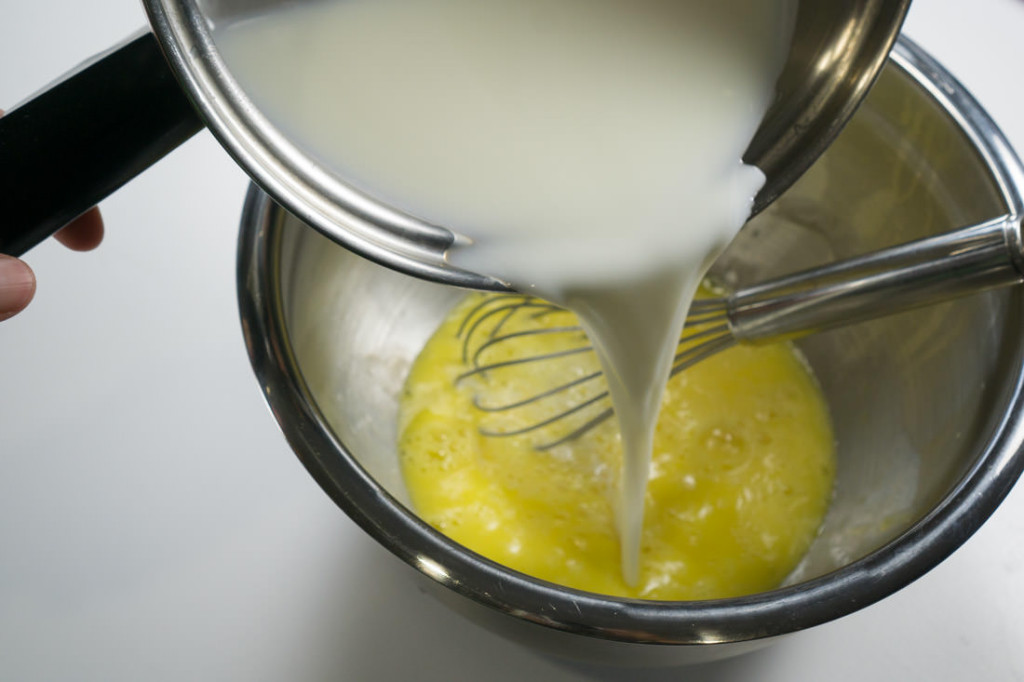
[219,0,795,585]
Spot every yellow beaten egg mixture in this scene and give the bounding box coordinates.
[397,292,835,600]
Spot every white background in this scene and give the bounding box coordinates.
[2,1,1024,680]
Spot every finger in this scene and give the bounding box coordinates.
[0,254,37,322]
[54,207,105,251]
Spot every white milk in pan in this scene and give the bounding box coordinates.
[218,0,795,585]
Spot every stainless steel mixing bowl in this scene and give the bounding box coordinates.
[236,37,1024,665]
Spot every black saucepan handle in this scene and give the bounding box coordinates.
[0,31,204,256]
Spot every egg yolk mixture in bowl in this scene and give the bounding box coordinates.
[398,291,836,600]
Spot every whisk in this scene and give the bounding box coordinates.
[455,215,1024,449]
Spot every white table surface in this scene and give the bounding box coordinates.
[3,1,1024,680]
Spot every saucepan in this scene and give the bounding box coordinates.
[0,0,908,290]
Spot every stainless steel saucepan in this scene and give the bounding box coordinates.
[0,0,909,289]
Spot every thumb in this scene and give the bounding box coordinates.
[0,255,37,321]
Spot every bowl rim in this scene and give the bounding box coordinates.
[236,37,1024,646]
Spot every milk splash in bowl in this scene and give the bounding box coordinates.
[218,0,796,585]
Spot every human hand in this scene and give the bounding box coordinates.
[0,108,105,321]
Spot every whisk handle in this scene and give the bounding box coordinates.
[728,215,1024,341]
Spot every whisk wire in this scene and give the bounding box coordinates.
[478,390,610,439]
[457,292,739,449]
[456,344,594,384]
[458,295,565,364]
[469,326,586,367]
[671,330,736,377]
[534,407,616,451]
[472,368,602,412]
